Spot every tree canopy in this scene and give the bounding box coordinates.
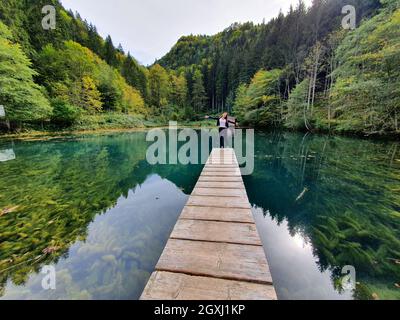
[0,0,398,136]
[0,21,51,123]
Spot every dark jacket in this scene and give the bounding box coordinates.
[210,116,236,128]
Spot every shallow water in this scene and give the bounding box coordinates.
[0,131,399,300]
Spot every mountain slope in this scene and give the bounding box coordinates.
[158,0,381,111]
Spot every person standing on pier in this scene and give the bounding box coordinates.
[205,112,237,148]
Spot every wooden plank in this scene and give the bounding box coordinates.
[206,162,238,166]
[210,148,236,157]
[208,154,236,158]
[206,158,237,162]
[170,219,262,245]
[180,206,254,223]
[206,159,239,166]
[198,176,243,182]
[156,239,273,284]
[187,195,251,209]
[140,271,277,300]
[195,181,245,190]
[207,155,237,161]
[204,164,238,168]
[192,187,246,197]
[202,167,241,172]
[202,168,241,173]
[211,149,235,154]
[201,171,241,177]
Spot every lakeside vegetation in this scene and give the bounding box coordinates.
[0,0,399,137]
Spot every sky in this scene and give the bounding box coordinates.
[61,0,313,65]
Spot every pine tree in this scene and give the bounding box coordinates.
[192,69,207,112]
[104,35,118,67]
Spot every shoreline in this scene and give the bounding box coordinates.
[0,123,216,141]
[0,124,399,142]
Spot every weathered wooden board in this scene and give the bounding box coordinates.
[207,158,236,161]
[170,219,262,245]
[156,239,273,284]
[204,164,238,170]
[187,195,251,209]
[201,171,241,177]
[195,181,245,190]
[202,167,242,172]
[140,271,277,300]
[192,187,247,197]
[180,206,254,223]
[206,161,238,166]
[210,149,235,155]
[209,158,235,162]
[198,177,243,183]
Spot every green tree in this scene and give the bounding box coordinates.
[148,64,170,110]
[191,69,207,112]
[121,53,149,102]
[98,83,120,111]
[233,69,282,126]
[37,41,147,117]
[169,72,188,107]
[330,5,400,134]
[104,35,118,67]
[80,76,103,113]
[285,79,310,129]
[0,22,51,125]
[51,98,81,125]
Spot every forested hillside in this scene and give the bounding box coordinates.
[158,0,400,136]
[0,0,399,136]
[0,0,153,130]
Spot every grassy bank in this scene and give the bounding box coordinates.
[4,112,398,141]
[0,113,217,140]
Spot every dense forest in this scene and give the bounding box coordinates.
[159,0,399,136]
[0,0,399,136]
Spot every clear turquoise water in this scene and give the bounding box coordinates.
[0,131,399,300]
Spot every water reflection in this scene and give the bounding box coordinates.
[2,174,187,299]
[253,206,352,300]
[245,131,400,300]
[0,132,202,299]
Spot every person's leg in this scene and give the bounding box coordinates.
[219,128,225,148]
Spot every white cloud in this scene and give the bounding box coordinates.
[61,0,313,65]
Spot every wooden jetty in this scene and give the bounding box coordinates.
[140,148,277,300]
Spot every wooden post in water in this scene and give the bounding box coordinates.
[140,148,277,300]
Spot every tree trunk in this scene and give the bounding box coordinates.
[307,76,313,111]
[311,47,321,115]
[328,105,331,131]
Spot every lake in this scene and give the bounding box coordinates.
[0,130,399,300]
